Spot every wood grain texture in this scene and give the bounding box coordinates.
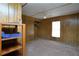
[0,3,22,24]
[0,4,8,23]
[22,24,26,55]
[0,24,25,56]
[2,45,22,55]
[37,19,52,39]
[0,24,2,55]
[22,15,39,41]
[37,13,79,46]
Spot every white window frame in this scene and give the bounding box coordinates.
[52,21,60,37]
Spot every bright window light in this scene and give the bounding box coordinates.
[52,21,60,37]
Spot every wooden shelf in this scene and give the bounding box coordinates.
[0,24,26,56]
[0,23,23,26]
[2,45,22,55]
[2,37,22,41]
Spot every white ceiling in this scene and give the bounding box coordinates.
[22,3,79,19]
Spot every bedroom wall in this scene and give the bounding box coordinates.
[37,19,52,39]
[22,15,39,41]
[0,3,22,24]
[38,13,79,46]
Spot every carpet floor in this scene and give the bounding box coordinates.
[26,39,79,56]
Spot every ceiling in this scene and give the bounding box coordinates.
[22,3,79,19]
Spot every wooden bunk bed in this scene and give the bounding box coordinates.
[0,23,26,56]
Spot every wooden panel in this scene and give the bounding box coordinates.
[0,3,22,24]
[17,4,22,35]
[38,13,79,46]
[8,3,15,23]
[18,4,22,23]
[0,4,8,23]
[2,45,22,55]
[22,24,26,55]
[60,17,77,46]
[37,19,52,39]
[0,24,2,55]
[22,15,39,41]
[14,3,22,23]
[14,4,18,23]
[76,15,79,46]
[2,37,22,41]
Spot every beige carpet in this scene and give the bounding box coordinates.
[27,39,79,56]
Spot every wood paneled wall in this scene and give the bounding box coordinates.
[60,14,78,46]
[0,3,22,24]
[38,13,79,46]
[22,15,39,41]
[37,19,52,39]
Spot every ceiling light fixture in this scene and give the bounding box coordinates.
[43,16,47,19]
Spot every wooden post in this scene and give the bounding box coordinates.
[0,24,2,56]
[22,24,26,56]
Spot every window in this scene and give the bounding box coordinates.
[52,21,60,37]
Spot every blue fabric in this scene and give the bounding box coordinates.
[2,32,22,38]
[2,32,11,38]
